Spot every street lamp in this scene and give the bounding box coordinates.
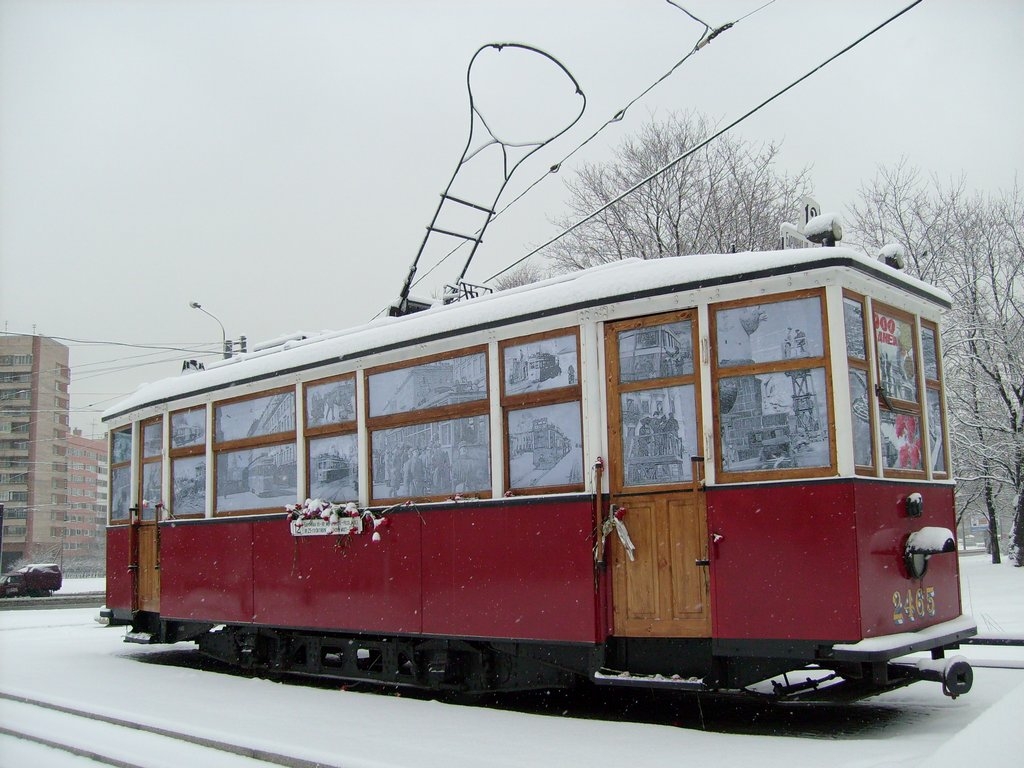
[188,301,230,359]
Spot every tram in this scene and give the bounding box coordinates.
[102,245,975,701]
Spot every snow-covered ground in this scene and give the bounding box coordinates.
[1,555,1021,767]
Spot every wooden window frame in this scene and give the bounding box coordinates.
[303,374,358,503]
[710,288,837,484]
[499,328,584,496]
[212,386,297,517]
[872,301,927,479]
[139,416,164,521]
[366,346,491,504]
[844,291,877,475]
[605,310,701,495]
[108,426,132,525]
[920,319,949,479]
[169,406,207,519]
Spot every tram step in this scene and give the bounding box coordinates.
[123,631,154,644]
[593,668,708,691]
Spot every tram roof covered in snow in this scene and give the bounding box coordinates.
[103,247,948,423]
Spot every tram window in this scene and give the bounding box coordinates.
[171,454,206,516]
[711,291,834,481]
[305,376,356,429]
[371,416,490,498]
[215,443,298,512]
[619,385,698,486]
[843,297,867,361]
[369,352,486,418]
[921,321,948,476]
[878,410,923,472]
[170,407,207,518]
[170,408,205,449]
[850,369,874,468]
[367,348,490,503]
[500,330,583,494]
[309,433,358,502]
[139,417,163,521]
[926,390,947,474]
[507,402,582,489]
[213,388,297,515]
[617,320,693,382]
[304,375,358,503]
[215,390,295,442]
[873,307,918,404]
[716,296,823,367]
[109,426,132,524]
[606,313,700,491]
[844,293,875,472]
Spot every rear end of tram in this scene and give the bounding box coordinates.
[101,246,975,702]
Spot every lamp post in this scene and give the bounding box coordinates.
[188,301,230,358]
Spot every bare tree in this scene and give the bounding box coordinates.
[848,166,1024,565]
[491,261,549,292]
[543,112,812,271]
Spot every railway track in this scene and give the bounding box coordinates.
[0,692,339,768]
[0,592,105,610]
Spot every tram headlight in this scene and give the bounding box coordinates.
[904,526,956,579]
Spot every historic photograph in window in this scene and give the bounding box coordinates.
[142,421,163,458]
[502,335,578,395]
[215,391,295,442]
[172,455,206,515]
[111,428,132,465]
[874,310,918,403]
[306,377,356,428]
[716,296,823,367]
[718,367,831,472]
[216,444,298,512]
[110,465,131,522]
[171,409,205,449]
[141,460,163,520]
[369,353,487,418]
[850,369,874,467]
[371,415,489,499]
[617,320,693,383]
[926,389,946,474]
[507,402,582,489]
[843,297,867,360]
[308,433,358,502]
[620,384,697,486]
[879,410,923,472]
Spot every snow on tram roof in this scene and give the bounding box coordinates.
[102,247,948,422]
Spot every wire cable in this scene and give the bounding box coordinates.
[486,0,925,283]
[394,1,753,304]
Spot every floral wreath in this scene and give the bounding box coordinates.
[285,498,401,542]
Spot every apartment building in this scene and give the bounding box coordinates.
[0,335,71,572]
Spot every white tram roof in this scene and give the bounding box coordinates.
[103,247,949,423]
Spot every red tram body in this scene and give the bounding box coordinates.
[103,248,975,701]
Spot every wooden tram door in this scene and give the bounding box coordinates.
[605,310,711,637]
[131,505,160,614]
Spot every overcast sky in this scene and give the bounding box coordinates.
[1,0,1021,438]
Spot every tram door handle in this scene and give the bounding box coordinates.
[695,559,710,567]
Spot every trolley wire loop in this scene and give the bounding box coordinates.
[389,42,585,317]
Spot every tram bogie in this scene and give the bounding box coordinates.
[103,247,975,703]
